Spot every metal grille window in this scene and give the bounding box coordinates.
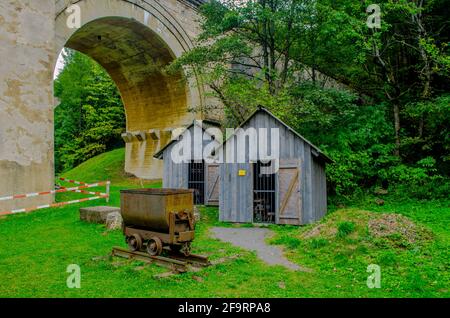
[188,160,205,205]
[253,161,276,224]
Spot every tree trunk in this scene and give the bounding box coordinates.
[393,102,401,157]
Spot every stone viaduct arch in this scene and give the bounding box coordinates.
[0,0,211,212]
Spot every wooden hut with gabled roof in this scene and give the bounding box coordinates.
[217,106,332,225]
[154,119,222,206]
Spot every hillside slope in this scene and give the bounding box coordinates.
[61,148,160,187]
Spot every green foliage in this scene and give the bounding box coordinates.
[170,0,449,200]
[377,251,397,266]
[310,238,329,249]
[54,49,125,173]
[271,236,302,250]
[169,0,324,124]
[402,95,450,173]
[52,0,449,200]
[337,222,356,238]
[384,158,449,199]
[268,84,400,196]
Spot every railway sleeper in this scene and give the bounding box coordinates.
[112,247,209,273]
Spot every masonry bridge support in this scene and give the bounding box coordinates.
[0,0,214,211]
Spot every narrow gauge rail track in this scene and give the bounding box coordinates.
[112,247,210,272]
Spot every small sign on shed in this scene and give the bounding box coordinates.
[238,170,247,177]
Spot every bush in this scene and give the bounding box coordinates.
[337,222,356,238]
[385,158,450,199]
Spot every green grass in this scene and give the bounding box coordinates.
[336,221,356,238]
[61,148,160,187]
[269,199,449,297]
[63,148,127,184]
[0,149,448,297]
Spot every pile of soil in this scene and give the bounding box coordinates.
[368,213,433,244]
[300,209,433,247]
[301,223,337,239]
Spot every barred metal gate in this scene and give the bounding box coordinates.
[188,161,205,205]
[253,161,276,224]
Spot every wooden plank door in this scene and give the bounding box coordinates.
[277,159,302,225]
[206,164,220,206]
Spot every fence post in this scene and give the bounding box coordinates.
[106,181,111,203]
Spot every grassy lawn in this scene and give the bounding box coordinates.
[0,149,448,298]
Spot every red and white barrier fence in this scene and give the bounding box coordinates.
[0,179,111,216]
[58,177,88,186]
[57,178,109,197]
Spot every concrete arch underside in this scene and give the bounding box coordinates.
[0,0,211,211]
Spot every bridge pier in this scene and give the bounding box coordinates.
[0,0,56,212]
[0,0,216,212]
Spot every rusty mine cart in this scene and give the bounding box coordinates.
[120,189,196,257]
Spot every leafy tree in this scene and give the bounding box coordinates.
[302,0,450,160]
[170,0,318,126]
[54,49,125,173]
[170,0,449,197]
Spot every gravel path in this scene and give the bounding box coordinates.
[211,227,303,271]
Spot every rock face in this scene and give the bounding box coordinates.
[106,212,123,230]
[80,206,121,224]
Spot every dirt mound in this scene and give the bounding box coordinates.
[302,223,337,239]
[367,213,431,244]
[300,209,433,247]
[301,209,370,239]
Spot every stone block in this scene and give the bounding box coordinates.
[106,212,123,230]
[80,206,121,224]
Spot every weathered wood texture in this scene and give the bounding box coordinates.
[278,159,302,225]
[219,109,329,225]
[206,164,220,206]
[158,122,220,206]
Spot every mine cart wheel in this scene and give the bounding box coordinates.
[146,237,163,256]
[181,242,192,257]
[127,234,142,252]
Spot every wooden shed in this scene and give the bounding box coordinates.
[218,107,332,225]
[154,120,221,206]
